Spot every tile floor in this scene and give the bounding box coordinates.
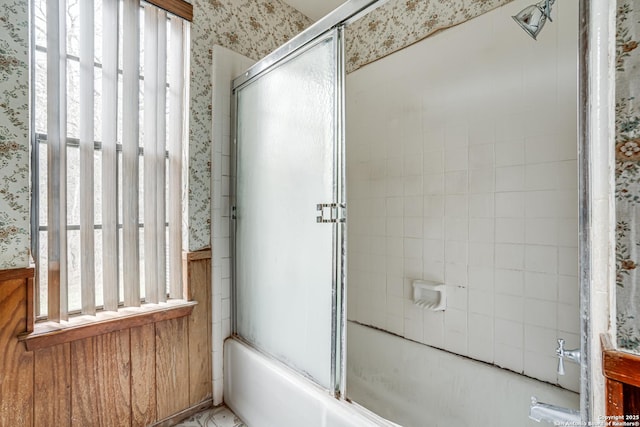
[175,405,246,427]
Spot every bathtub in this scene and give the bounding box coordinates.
[224,322,579,427]
[346,321,580,427]
[224,338,398,427]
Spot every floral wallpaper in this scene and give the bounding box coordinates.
[616,1,640,353]
[345,0,514,73]
[0,0,29,269]
[186,0,311,251]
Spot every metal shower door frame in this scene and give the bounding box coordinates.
[230,26,348,396]
[228,0,602,420]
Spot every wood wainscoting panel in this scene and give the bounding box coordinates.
[131,323,157,427]
[185,255,212,405]
[156,316,189,419]
[0,277,34,427]
[0,257,210,426]
[34,344,71,426]
[71,330,131,426]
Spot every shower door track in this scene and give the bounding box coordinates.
[231,0,387,91]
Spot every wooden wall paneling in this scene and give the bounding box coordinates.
[155,317,189,420]
[130,323,156,427]
[606,378,625,417]
[34,344,71,426]
[71,331,131,426]
[0,277,34,427]
[624,384,640,416]
[187,257,212,405]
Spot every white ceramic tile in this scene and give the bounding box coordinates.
[445,263,468,287]
[386,196,403,217]
[404,257,423,278]
[523,351,557,384]
[495,243,524,270]
[495,318,524,347]
[525,162,561,191]
[445,171,468,194]
[386,177,404,197]
[386,315,404,335]
[495,140,525,166]
[495,218,525,244]
[424,217,444,239]
[424,173,444,195]
[524,190,557,218]
[494,343,524,373]
[445,195,468,217]
[524,271,558,302]
[445,123,469,148]
[469,144,494,169]
[524,298,557,329]
[469,193,494,218]
[404,154,423,176]
[558,246,578,277]
[445,217,469,241]
[558,275,579,306]
[447,284,469,310]
[494,294,524,322]
[556,219,579,247]
[469,218,494,242]
[387,217,404,237]
[404,175,423,196]
[468,266,494,291]
[525,218,559,245]
[445,240,468,264]
[524,245,557,274]
[495,165,524,192]
[468,119,495,145]
[404,217,423,238]
[468,242,494,266]
[424,195,445,217]
[423,310,445,348]
[445,330,468,355]
[469,168,494,193]
[404,238,423,259]
[387,294,405,317]
[445,148,468,171]
[423,150,444,174]
[404,196,423,217]
[494,268,524,296]
[404,315,424,342]
[468,313,494,363]
[495,192,525,218]
[469,289,494,316]
[557,303,580,334]
[423,239,445,263]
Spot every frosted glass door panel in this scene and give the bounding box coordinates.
[235,34,338,388]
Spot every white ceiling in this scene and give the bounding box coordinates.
[282,0,348,21]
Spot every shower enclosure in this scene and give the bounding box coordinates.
[227,0,594,425]
[232,27,346,393]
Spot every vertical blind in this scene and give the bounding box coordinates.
[33,0,190,321]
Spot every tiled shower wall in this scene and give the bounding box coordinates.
[346,0,580,391]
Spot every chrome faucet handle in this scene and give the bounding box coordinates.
[556,338,566,376]
[557,354,565,375]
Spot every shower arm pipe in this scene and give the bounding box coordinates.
[232,0,389,90]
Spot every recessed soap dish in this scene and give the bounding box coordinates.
[412,280,446,311]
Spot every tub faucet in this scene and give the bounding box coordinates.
[556,338,580,375]
[529,396,580,424]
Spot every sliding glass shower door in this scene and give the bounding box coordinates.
[232,29,345,392]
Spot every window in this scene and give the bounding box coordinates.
[32,0,191,321]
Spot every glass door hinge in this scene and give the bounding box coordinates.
[316,203,346,223]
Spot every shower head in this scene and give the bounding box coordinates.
[512,0,555,40]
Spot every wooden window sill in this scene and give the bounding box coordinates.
[20,300,197,351]
[602,333,640,388]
